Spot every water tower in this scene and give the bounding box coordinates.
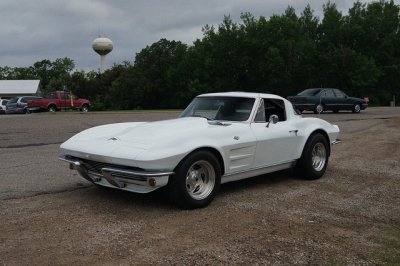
[92,37,113,73]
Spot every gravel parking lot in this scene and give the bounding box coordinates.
[1,108,399,265]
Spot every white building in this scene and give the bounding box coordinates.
[0,80,40,98]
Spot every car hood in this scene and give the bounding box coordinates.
[60,117,236,160]
[113,117,218,147]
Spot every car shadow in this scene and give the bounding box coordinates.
[218,169,295,195]
[302,111,363,115]
[82,169,298,211]
[86,184,176,210]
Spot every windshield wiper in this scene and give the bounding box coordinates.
[191,115,228,126]
[208,120,225,126]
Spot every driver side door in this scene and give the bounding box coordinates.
[250,98,299,168]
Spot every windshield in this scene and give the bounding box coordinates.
[297,88,321,96]
[180,96,255,122]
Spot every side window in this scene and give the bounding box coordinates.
[21,98,27,103]
[322,89,335,97]
[47,93,57,99]
[254,99,266,122]
[265,99,286,122]
[254,98,286,122]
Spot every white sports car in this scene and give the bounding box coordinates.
[59,92,340,209]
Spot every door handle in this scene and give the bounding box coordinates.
[289,130,298,136]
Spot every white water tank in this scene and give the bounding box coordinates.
[92,37,113,73]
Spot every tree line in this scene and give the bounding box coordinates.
[1,0,399,109]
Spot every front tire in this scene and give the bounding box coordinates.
[352,103,361,113]
[168,150,221,209]
[295,133,329,180]
[81,104,89,112]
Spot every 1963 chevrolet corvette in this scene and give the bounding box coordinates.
[59,92,340,209]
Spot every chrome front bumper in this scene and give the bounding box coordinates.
[59,155,174,193]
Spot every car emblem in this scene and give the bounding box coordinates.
[108,137,119,141]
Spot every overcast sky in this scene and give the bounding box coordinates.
[0,0,376,72]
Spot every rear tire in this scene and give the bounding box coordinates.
[167,150,221,209]
[314,104,324,114]
[48,105,57,112]
[295,133,329,180]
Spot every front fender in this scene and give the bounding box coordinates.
[135,137,226,171]
[135,125,257,174]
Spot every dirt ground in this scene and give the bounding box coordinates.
[0,108,399,265]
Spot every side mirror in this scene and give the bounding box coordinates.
[266,114,279,127]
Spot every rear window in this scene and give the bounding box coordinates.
[334,89,346,98]
[47,93,57,99]
[298,88,321,96]
[8,98,18,104]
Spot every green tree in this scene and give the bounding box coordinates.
[1,1,399,108]
[130,38,188,108]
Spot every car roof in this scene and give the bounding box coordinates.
[198,91,284,100]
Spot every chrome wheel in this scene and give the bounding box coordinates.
[296,133,329,180]
[353,104,361,113]
[168,151,221,209]
[185,160,216,200]
[48,105,56,112]
[315,104,323,114]
[312,143,326,171]
[82,105,89,112]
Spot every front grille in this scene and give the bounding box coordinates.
[68,156,143,175]
[108,171,147,182]
[60,154,173,188]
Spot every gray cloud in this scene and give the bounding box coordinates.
[0,0,374,71]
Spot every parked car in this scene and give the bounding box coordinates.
[0,99,9,114]
[287,88,368,114]
[5,96,42,114]
[59,92,340,209]
[27,91,90,112]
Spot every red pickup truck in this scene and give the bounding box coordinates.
[28,91,91,112]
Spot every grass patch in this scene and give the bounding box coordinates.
[373,225,400,265]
